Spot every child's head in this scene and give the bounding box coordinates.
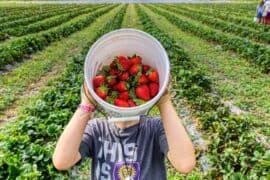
[260,1,264,6]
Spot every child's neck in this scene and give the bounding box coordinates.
[114,120,140,129]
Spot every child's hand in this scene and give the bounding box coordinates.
[157,76,171,107]
[81,82,97,107]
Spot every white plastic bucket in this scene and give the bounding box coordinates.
[84,28,170,122]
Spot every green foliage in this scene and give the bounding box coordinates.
[136,4,269,178]
[160,5,270,44]
[0,5,127,178]
[0,5,116,68]
[147,5,270,73]
[0,5,84,30]
[2,5,105,37]
[0,32,8,41]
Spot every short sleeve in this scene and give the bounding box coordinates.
[76,121,97,165]
[156,119,169,156]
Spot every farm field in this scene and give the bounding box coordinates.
[0,2,269,179]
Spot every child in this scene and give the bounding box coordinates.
[257,1,264,23]
[263,0,270,24]
[53,82,196,179]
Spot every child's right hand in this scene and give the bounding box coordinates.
[157,75,172,107]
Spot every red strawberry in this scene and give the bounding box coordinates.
[107,76,117,87]
[128,99,137,107]
[114,98,129,107]
[95,85,108,99]
[149,83,159,97]
[130,56,142,65]
[143,64,150,73]
[114,81,129,92]
[118,91,129,101]
[119,71,130,81]
[93,75,106,88]
[109,68,118,76]
[138,74,149,84]
[115,56,131,71]
[135,85,150,101]
[129,64,142,75]
[110,59,116,69]
[147,69,159,82]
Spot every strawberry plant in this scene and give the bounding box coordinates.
[147,5,270,73]
[160,5,270,44]
[136,4,269,178]
[0,5,117,69]
[0,5,127,178]
[2,5,105,37]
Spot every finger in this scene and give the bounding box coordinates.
[82,84,97,106]
[83,82,90,94]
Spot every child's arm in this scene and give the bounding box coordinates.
[53,83,96,170]
[157,91,196,173]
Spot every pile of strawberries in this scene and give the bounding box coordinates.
[92,55,159,107]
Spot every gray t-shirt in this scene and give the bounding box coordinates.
[78,115,169,180]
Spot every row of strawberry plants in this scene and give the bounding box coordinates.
[188,4,255,17]
[0,5,89,31]
[160,5,270,45]
[0,5,59,18]
[192,3,256,15]
[176,5,269,32]
[148,5,270,73]
[0,5,70,24]
[0,5,116,69]
[0,5,59,20]
[137,4,269,178]
[3,5,105,37]
[0,32,8,42]
[0,5,127,179]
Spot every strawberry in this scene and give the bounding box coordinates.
[138,74,149,84]
[114,81,129,92]
[147,69,159,82]
[109,68,118,76]
[129,64,142,75]
[135,85,150,101]
[95,85,108,99]
[128,99,137,107]
[107,76,117,87]
[118,91,129,101]
[149,83,159,97]
[93,75,106,88]
[114,98,129,107]
[119,71,130,81]
[115,56,131,71]
[130,55,142,65]
[143,64,150,73]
